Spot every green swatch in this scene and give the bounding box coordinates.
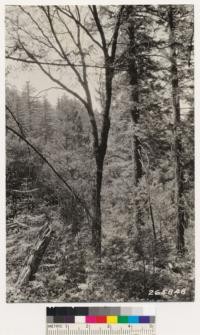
[118,316,128,323]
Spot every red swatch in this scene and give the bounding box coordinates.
[96,316,107,323]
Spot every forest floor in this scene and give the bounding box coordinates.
[6,203,194,303]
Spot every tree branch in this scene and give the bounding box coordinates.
[90,6,109,59]
[19,6,62,57]
[55,6,103,50]
[110,6,125,62]
[6,105,25,137]
[75,11,99,148]
[40,6,84,86]
[6,56,109,69]
[18,41,88,108]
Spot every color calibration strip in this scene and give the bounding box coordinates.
[47,315,155,324]
[47,307,156,335]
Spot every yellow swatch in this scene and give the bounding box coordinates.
[107,316,118,324]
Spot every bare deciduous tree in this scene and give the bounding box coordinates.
[6,5,125,258]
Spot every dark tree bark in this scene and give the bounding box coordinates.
[168,6,185,252]
[129,31,142,184]
[89,6,124,258]
[92,77,112,256]
[92,65,114,257]
[127,15,143,229]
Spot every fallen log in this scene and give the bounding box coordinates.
[16,222,53,287]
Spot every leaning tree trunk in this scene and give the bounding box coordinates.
[16,222,53,287]
[168,6,185,252]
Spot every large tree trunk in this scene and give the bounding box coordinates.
[128,21,143,228]
[168,6,185,252]
[84,6,123,259]
[91,66,112,258]
[92,157,103,258]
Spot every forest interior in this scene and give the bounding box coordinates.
[5,5,194,302]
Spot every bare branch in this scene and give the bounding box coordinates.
[56,6,103,50]
[55,8,78,47]
[110,6,125,62]
[19,6,61,56]
[75,14,99,148]
[90,6,109,59]
[6,15,53,50]
[41,5,68,58]
[75,5,81,22]
[33,86,65,98]
[41,6,84,86]
[18,41,88,108]
[6,105,25,137]
[6,56,114,69]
